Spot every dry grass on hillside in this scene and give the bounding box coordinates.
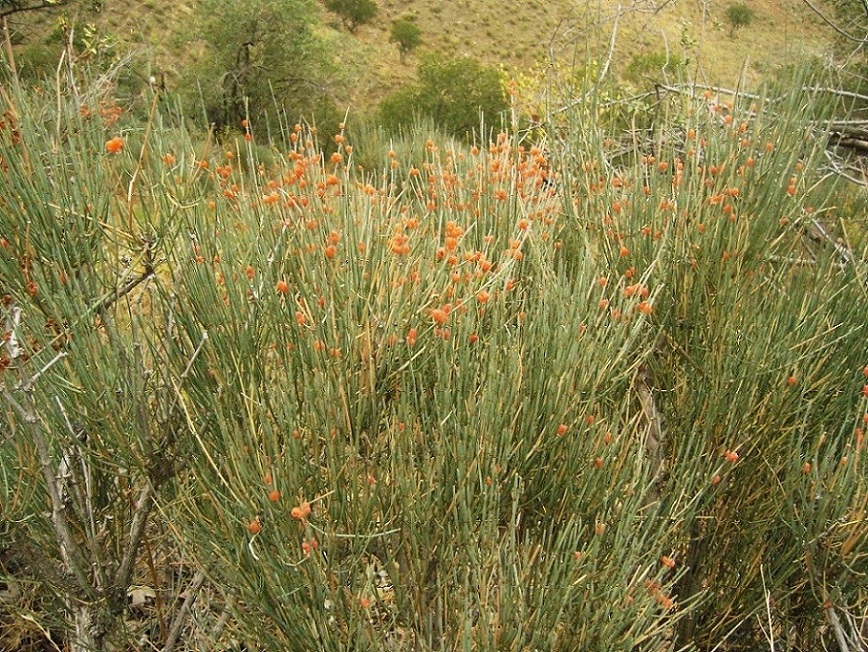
[8,0,835,110]
[322,0,832,108]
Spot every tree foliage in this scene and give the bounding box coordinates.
[379,55,507,138]
[725,2,754,36]
[323,0,377,33]
[389,18,421,63]
[192,0,334,129]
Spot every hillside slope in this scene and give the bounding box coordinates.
[10,0,834,110]
[328,0,831,107]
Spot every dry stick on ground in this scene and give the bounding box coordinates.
[824,149,868,187]
[658,82,868,108]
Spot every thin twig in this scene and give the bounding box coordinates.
[809,215,857,265]
[597,4,620,83]
[18,613,63,652]
[656,82,763,101]
[827,603,854,652]
[824,150,868,186]
[2,389,95,598]
[202,592,235,652]
[0,1,73,19]
[761,566,775,652]
[55,396,106,592]
[114,481,156,591]
[20,351,68,392]
[63,22,78,104]
[89,267,155,316]
[161,570,206,652]
[127,91,161,214]
[828,119,868,127]
[804,85,868,103]
[2,17,17,78]
[800,0,868,44]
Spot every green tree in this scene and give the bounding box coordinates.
[379,55,507,138]
[725,2,754,37]
[389,18,421,63]
[193,0,333,130]
[324,0,376,32]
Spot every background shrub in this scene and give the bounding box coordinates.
[324,0,378,32]
[389,17,422,62]
[623,51,685,85]
[725,2,754,36]
[378,55,507,138]
[189,0,335,130]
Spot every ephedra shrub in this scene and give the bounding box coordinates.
[1,63,866,652]
[550,73,868,649]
